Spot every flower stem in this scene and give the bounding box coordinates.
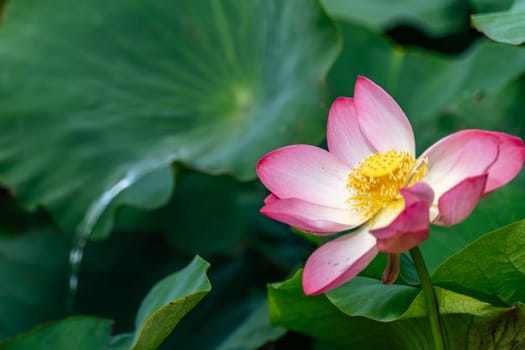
[409,246,447,350]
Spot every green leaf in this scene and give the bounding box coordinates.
[432,220,525,306]
[268,270,434,349]
[0,230,70,338]
[0,0,6,23]
[472,0,525,45]
[446,303,525,349]
[269,270,525,349]
[326,279,506,323]
[0,0,340,238]
[423,179,525,272]
[318,221,525,346]
[329,22,525,133]
[0,248,211,350]
[400,287,507,319]
[115,256,212,350]
[325,277,419,321]
[161,255,285,350]
[469,0,513,13]
[0,317,112,350]
[321,0,467,36]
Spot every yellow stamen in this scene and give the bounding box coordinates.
[347,150,427,220]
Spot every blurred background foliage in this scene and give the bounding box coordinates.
[0,0,524,349]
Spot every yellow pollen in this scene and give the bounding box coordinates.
[360,151,403,178]
[347,150,427,220]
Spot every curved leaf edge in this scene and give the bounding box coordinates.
[126,255,211,350]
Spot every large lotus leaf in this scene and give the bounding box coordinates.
[321,0,467,36]
[108,255,211,350]
[472,0,525,45]
[0,317,112,350]
[0,230,70,339]
[0,0,340,239]
[269,270,525,349]
[328,22,525,138]
[432,220,525,306]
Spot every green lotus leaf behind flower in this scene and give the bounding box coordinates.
[322,0,467,37]
[0,0,340,239]
[472,0,525,45]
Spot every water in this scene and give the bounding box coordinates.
[67,175,134,312]
[66,150,179,311]
[68,237,86,308]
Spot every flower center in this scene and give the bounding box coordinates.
[347,150,427,220]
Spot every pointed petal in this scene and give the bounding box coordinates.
[261,198,361,234]
[327,97,376,168]
[421,130,499,200]
[264,194,278,205]
[257,145,351,208]
[302,229,378,295]
[483,132,525,194]
[370,182,434,253]
[434,174,488,226]
[354,76,415,155]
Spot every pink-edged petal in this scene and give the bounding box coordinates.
[353,76,415,155]
[257,145,351,208]
[434,174,488,226]
[302,228,378,295]
[261,198,361,234]
[370,182,434,253]
[264,194,278,205]
[483,132,525,194]
[421,130,499,200]
[327,97,376,168]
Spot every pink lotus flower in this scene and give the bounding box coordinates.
[256,76,525,295]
